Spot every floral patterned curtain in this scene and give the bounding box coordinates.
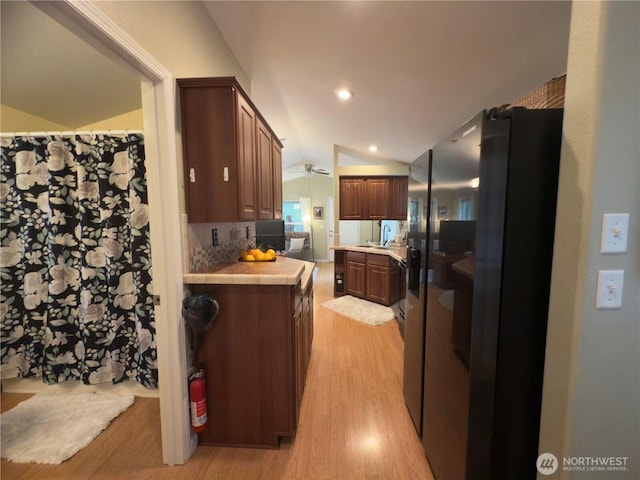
[0,134,157,388]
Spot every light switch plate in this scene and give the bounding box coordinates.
[600,213,629,253]
[596,270,624,309]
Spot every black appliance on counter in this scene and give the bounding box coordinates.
[255,219,286,252]
[402,108,563,479]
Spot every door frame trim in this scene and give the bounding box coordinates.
[31,0,193,465]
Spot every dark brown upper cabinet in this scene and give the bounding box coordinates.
[339,176,408,221]
[272,142,283,220]
[178,77,283,223]
[340,178,366,220]
[391,176,409,220]
[366,178,392,219]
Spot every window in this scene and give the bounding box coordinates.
[283,201,304,232]
[458,197,472,220]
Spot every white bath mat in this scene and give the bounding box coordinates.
[1,389,134,464]
[322,295,395,326]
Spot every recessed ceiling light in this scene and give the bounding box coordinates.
[369,145,378,153]
[335,88,354,100]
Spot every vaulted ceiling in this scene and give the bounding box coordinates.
[1,1,571,180]
[204,1,571,179]
[0,1,141,129]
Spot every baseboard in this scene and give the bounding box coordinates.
[1,377,160,398]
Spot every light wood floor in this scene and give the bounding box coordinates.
[1,262,434,479]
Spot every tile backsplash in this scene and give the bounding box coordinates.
[181,215,255,272]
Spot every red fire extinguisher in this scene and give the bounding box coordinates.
[189,369,207,432]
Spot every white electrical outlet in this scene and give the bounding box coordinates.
[600,213,629,253]
[596,270,624,309]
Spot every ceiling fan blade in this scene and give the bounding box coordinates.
[316,170,330,175]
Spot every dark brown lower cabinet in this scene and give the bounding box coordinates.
[344,251,400,306]
[346,251,367,298]
[366,264,390,304]
[190,279,312,448]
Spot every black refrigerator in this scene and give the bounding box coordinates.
[402,107,564,479]
[403,149,431,436]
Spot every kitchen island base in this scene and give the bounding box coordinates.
[189,277,313,448]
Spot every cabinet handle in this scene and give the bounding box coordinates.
[189,168,196,183]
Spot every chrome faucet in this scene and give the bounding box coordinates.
[383,225,391,245]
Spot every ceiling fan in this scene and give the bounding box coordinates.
[291,163,330,177]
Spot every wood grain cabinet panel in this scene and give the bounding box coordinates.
[340,178,366,220]
[293,284,304,422]
[256,117,274,219]
[343,252,401,306]
[339,176,408,221]
[391,176,409,220]
[178,77,283,223]
[366,178,391,219]
[236,93,258,220]
[366,263,391,304]
[178,83,237,223]
[190,280,312,448]
[272,142,283,219]
[346,260,367,298]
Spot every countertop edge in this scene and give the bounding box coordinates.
[300,261,315,293]
[183,257,310,286]
[330,245,406,262]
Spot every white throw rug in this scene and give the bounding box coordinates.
[1,389,134,464]
[322,295,396,326]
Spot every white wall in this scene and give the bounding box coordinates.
[93,0,249,216]
[283,175,334,260]
[0,104,70,131]
[94,1,248,87]
[539,1,640,478]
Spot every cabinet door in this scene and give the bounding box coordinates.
[366,264,390,305]
[346,260,367,297]
[256,117,274,219]
[294,305,303,421]
[302,288,312,378]
[391,177,409,220]
[272,141,283,219]
[191,283,294,447]
[237,93,258,221]
[367,178,391,219]
[340,178,366,220]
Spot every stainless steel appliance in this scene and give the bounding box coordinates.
[402,150,431,435]
[397,257,407,321]
[403,108,564,479]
